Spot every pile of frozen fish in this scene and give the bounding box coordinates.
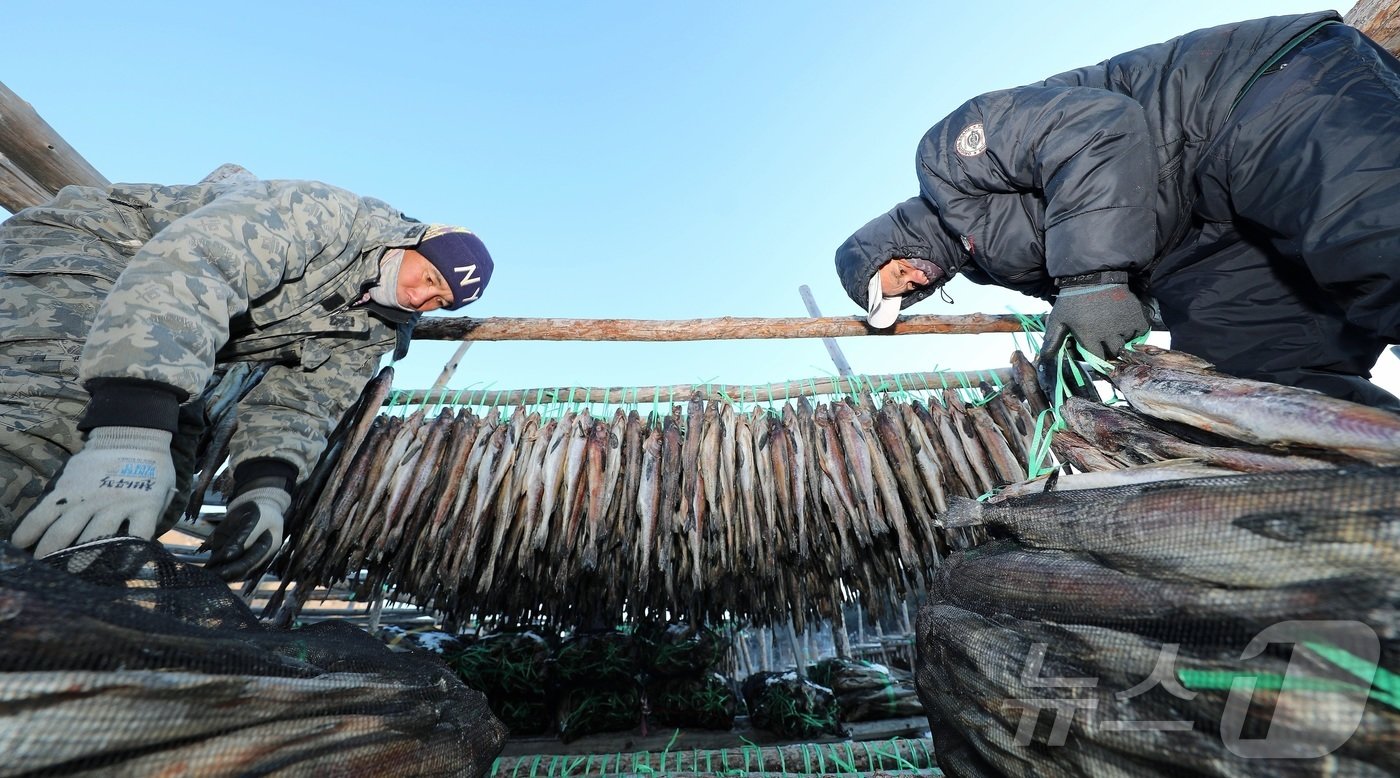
[917,347,1400,777]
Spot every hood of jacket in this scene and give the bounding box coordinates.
[834,196,964,315]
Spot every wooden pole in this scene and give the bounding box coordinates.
[0,80,108,206]
[1346,0,1400,57]
[786,620,806,679]
[384,367,1013,407]
[412,312,1031,342]
[430,341,474,391]
[491,738,938,775]
[831,587,851,659]
[798,285,854,377]
[365,593,387,633]
[0,152,53,214]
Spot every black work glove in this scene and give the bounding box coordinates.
[1040,274,1150,361]
[201,484,289,581]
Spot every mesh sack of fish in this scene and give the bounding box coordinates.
[556,681,643,743]
[808,657,925,722]
[262,350,1062,635]
[446,631,555,735]
[637,621,731,677]
[916,347,1400,777]
[0,537,506,777]
[447,630,554,696]
[489,695,554,737]
[555,630,641,687]
[646,671,741,731]
[742,670,845,739]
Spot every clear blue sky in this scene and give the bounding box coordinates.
[12,1,1391,399]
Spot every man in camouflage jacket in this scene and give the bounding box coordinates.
[0,178,494,579]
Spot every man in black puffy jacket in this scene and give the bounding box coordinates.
[835,12,1400,411]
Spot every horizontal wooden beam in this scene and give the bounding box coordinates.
[412,312,1033,342]
[386,368,1014,407]
[0,80,108,204]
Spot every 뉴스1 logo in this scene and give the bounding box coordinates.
[956,122,987,157]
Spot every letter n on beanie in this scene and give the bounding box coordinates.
[416,225,495,311]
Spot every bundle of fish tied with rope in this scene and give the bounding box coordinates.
[915,346,1400,777]
[244,351,1060,633]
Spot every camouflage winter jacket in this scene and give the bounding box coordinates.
[14,179,429,483]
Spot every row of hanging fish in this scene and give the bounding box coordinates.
[264,354,1059,632]
[258,346,1400,633]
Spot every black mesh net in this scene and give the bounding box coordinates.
[0,537,506,776]
[741,670,845,740]
[646,671,740,730]
[809,657,924,722]
[916,466,1400,777]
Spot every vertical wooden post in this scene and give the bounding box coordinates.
[366,593,387,633]
[831,588,851,658]
[786,620,806,678]
[736,628,755,678]
[431,342,474,391]
[798,285,854,377]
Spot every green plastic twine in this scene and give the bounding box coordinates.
[1306,640,1400,710]
[893,373,909,406]
[738,737,758,771]
[1026,407,1061,480]
[1009,309,1048,356]
[983,367,1004,391]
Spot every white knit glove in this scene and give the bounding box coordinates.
[12,426,176,558]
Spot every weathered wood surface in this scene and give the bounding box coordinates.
[412,313,1032,342]
[0,80,107,212]
[1347,0,1400,57]
[387,368,1015,407]
[0,152,53,214]
[496,724,933,763]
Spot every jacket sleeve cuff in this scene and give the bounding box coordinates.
[79,379,183,433]
[232,458,298,497]
[1056,270,1132,287]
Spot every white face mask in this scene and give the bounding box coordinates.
[367,249,412,310]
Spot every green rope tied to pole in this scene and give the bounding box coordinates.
[737,737,766,772]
